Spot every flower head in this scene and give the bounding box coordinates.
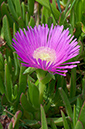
[12,24,80,76]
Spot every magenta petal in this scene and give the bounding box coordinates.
[12,24,80,76]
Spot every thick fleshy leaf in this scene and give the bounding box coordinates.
[62,0,68,5]
[7,0,18,20]
[41,105,48,129]
[41,73,55,84]
[82,78,85,100]
[73,105,76,127]
[41,7,47,24]
[41,6,51,24]
[23,119,40,128]
[0,53,4,70]
[61,110,70,129]
[13,22,17,36]
[13,84,18,99]
[20,93,36,113]
[47,117,69,126]
[56,0,61,13]
[28,0,35,17]
[75,120,84,129]
[11,110,22,129]
[13,52,20,83]
[75,1,82,22]
[1,2,13,27]
[8,122,13,129]
[12,0,22,17]
[78,102,85,128]
[50,119,58,129]
[59,88,73,119]
[36,0,60,20]
[19,66,27,96]
[5,59,13,102]
[18,16,25,28]
[0,122,3,129]
[76,97,82,123]
[29,16,35,28]
[82,23,85,33]
[3,15,13,50]
[0,53,5,94]
[23,110,33,120]
[1,94,9,106]
[28,80,40,108]
[21,2,25,22]
[75,22,82,38]
[47,17,53,28]
[70,67,76,98]
[64,0,76,22]
[26,12,29,27]
[23,67,35,74]
[8,56,12,74]
[0,74,5,94]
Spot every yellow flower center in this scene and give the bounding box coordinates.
[33,47,56,63]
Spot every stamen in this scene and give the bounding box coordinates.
[33,47,56,63]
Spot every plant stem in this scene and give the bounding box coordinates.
[36,69,46,104]
[39,81,45,104]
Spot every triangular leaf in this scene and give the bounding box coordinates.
[41,105,48,129]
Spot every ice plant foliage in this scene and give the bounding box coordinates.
[12,24,80,76]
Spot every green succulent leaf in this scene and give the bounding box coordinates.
[29,16,35,28]
[23,67,35,74]
[70,68,76,98]
[0,53,4,70]
[41,73,55,85]
[26,12,29,27]
[13,84,18,99]
[62,0,68,6]
[56,0,61,13]
[75,120,84,129]
[50,119,58,129]
[8,122,13,129]
[28,80,40,109]
[36,0,60,21]
[19,66,27,96]
[47,117,69,126]
[78,102,85,128]
[82,78,85,100]
[5,59,13,102]
[28,0,35,17]
[81,23,85,33]
[21,2,25,22]
[11,110,22,129]
[41,105,48,129]
[73,105,76,127]
[13,52,20,83]
[3,15,13,50]
[47,17,53,28]
[0,122,3,129]
[7,0,18,20]
[12,0,22,17]
[59,87,73,119]
[41,6,51,24]
[61,110,70,129]
[64,0,76,22]
[20,93,36,113]
[76,97,82,123]
[1,2,13,27]
[1,94,9,106]
[23,119,40,128]
[0,74,5,94]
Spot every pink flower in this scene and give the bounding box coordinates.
[12,24,80,76]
